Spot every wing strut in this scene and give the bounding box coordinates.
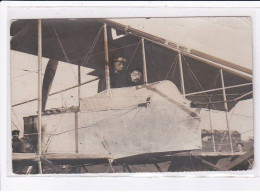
[141,38,148,84]
[178,52,185,96]
[78,63,81,108]
[208,107,216,152]
[37,19,43,174]
[104,23,111,95]
[220,69,234,154]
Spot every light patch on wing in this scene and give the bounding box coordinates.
[111,28,126,40]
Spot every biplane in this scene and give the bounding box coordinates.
[10,18,254,174]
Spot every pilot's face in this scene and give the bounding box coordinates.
[114,57,126,72]
[131,70,142,83]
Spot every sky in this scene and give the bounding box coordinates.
[10,17,254,141]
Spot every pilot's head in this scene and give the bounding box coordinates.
[113,57,127,73]
[130,68,143,84]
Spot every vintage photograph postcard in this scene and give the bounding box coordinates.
[10,17,253,174]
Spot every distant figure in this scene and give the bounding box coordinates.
[12,130,23,153]
[201,129,212,142]
[12,130,34,174]
[98,56,128,92]
[12,130,33,153]
[127,68,143,86]
[236,142,244,152]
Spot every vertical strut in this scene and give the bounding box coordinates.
[78,64,81,108]
[220,69,233,154]
[75,112,79,153]
[141,38,148,84]
[178,52,185,96]
[77,62,81,150]
[208,107,216,152]
[37,19,43,174]
[104,24,111,95]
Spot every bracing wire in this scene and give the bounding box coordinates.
[126,39,142,70]
[81,25,104,67]
[165,54,178,80]
[50,22,80,106]
[170,58,178,82]
[182,55,218,110]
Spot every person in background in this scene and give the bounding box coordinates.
[12,130,23,153]
[12,129,34,174]
[12,129,33,153]
[236,142,244,152]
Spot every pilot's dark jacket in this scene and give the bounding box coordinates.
[12,138,23,153]
[12,137,34,174]
[98,71,128,93]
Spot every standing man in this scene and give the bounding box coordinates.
[236,143,244,152]
[98,56,128,92]
[12,129,34,174]
[12,130,23,153]
[12,129,33,153]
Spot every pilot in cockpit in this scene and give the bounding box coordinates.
[98,56,128,92]
[127,68,143,86]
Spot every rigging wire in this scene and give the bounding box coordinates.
[228,104,237,123]
[206,70,220,152]
[170,57,178,82]
[240,129,254,135]
[43,113,65,153]
[11,109,24,130]
[126,39,141,70]
[182,55,218,110]
[144,42,157,69]
[81,25,104,67]
[185,62,203,94]
[165,54,178,80]
[207,71,220,101]
[186,93,250,97]
[217,131,228,152]
[143,41,177,103]
[50,23,80,106]
[11,120,20,131]
[205,72,219,152]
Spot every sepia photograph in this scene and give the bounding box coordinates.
[10,17,254,174]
